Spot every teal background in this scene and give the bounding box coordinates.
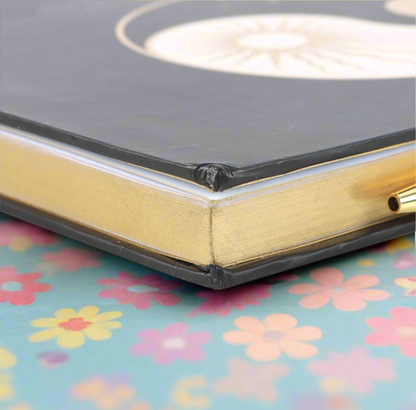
[0,212,415,410]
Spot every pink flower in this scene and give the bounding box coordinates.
[98,272,181,310]
[188,283,271,317]
[393,253,416,270]
[308,347,396,394]
[41,248,101,272]
[366,307,416,357]
[213,358,289,402]
[0,266,51,305]
[288,268,390,311]
[131,323,211,364]
[292,394,358,410]
[0,220,56,251]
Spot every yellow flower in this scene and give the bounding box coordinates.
[72,376,134,410]
[384,237,413,253]
[320,377,347,394]
[394,277,416,297]
[357,259,374,268]
[171,376,210,409]
[0,348,16,370]
[0,373,14,401]
[9,236,33,252]
[29,306,122,349]
[6,404,32,410]
[126,402,151,410]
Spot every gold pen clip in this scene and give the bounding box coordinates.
[388,185,416,214]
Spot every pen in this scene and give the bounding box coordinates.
[388,185,416,214]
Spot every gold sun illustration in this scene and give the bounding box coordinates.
[143,14,415,79]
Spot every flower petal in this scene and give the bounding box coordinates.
[332,294,366,311]
[394,277,416,290]
[77,306,100,319]
[90,311,122,323]
[131,341,156,356]
[29,282,52,294]
[153,348,181,365]
[97,277,123,287]
[7,290,36,306]
[19,272,42,283]
[234,317,265,333]
[366,317,394,330]
[365,331,397,346]
[131,295,153,310]
[285,326,322,341]
[151,292,180,307]
[342,275,379,290]
[264,314,297,332]
[91,321,121,330]
[0,266,18,280]
[400,341,416,357]
[152,277,182,291]
[354,289,390,301]
[0,348,16,369]
[138,274,166,288]
[223,330,262,345]
[31,318,60,328]
[385,237,412,253]
[299,293,331,309]
[309,268,344,286]
[84,327,112,341]
[288,284,323,295]
[29,327,64,342]
[246,340,281,361]
[165,322,188,337]
[390,307,416,325]
[137,329,164,342]
[279,338,318,359]
[57,331,85,349]
[186,331,211,345]
[54,308,76,319]
[118,271,139,284]
[98,288,134,304]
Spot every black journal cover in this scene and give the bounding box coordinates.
[1,1,415,288]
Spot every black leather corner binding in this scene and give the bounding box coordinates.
[194,164,236,191]
[1,197,414,290]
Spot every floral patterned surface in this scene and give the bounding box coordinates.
[0,212,415,410]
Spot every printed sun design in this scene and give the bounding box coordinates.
[144,14,415,79]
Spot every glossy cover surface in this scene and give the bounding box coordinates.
[1,0,415,190]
